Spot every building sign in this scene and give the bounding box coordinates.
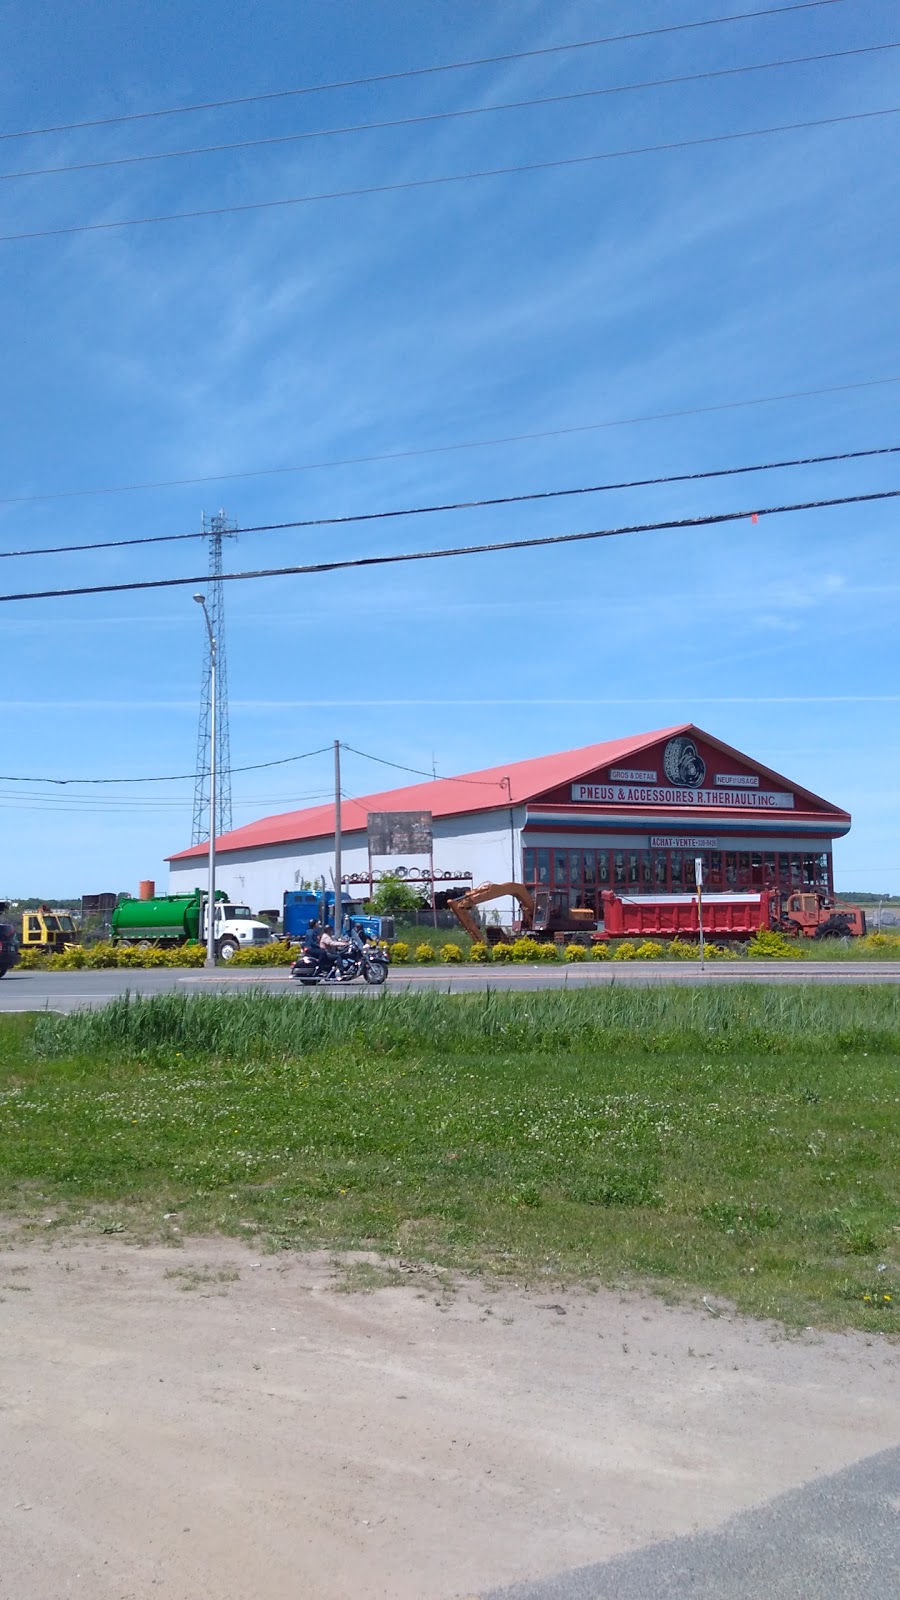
[715,773,759,788]
[571,782,794,809]
[367,811,433,855]
[609,767,658,782]
[650,836,719,849]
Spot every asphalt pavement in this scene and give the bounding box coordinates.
[484,1446,900,1600]
[0,961,898,1011]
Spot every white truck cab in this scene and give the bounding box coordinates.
[202,901,273,960]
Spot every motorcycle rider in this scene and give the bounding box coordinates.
[319,918,352,981]
[302,919,338,981]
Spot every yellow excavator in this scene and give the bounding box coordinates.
[447,882,536,942]
[445,883,598,940]
[447,882,596,943]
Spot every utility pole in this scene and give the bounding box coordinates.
[334,739,342,936]
[194,595,217,968]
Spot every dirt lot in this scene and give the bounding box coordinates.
[1,1236,898,1600]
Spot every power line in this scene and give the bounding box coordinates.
[5,375,898,508]
[5,43,891,184]
[2,487,897,605]
[3,442,897,563]
[0,3,843,143]
[0,745,331,785]
[0,786,335,813]
[341,744,505,788]
[4,104,894,245]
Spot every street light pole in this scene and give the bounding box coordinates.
[194,595,217,968]
[333,739,342,937]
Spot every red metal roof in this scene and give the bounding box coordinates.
[169,724,689,860]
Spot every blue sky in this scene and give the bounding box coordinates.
[1,0,897,896]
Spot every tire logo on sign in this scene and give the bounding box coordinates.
[663,736,706,787]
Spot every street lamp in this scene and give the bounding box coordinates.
[193,594,217,968]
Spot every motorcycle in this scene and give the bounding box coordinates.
[291,925,389,987]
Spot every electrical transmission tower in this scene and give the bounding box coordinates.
[191,510,237,845]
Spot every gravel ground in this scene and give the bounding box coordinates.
[1,1235,898,1600]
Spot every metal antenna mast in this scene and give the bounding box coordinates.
[191,509,236,844]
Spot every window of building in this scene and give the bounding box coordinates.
[583,850,596,886]
[738,852,751,889]
[726,852,737,887]
[536,848,550,885]
[671,852,683,888]
[523,848,535,884]
[613,851,626,887]
[627,851,639,887]
[708,852,723,889]
[685,856,697,890]
[655,851,668,889]
[790,853,802,888]
[554,850,568,887]
[597,851,610,886]
[763,853,776,888]
[569,850,582,885]
[641,851,653,888]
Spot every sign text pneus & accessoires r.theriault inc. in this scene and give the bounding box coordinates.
[571,783,795,809]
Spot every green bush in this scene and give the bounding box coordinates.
[748,928,803,960]
[389,941,410,964]
[370,875,424,913]
[490,942,513,961]
[612,941,637,961]
[509,937,543,962]
[469,942,490,963]
[229,943,301,966]
[536,941,560,961]
[440,942,464,963]
[564,943,587,962]
[22,940,211,971]
[590,942,611,960]
[670,938,700,960]
[634,940,664,961]
[415,943,436,964]
[14,948,46,970]
[703,942,739,962]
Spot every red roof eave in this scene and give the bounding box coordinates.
[168,725,688,861]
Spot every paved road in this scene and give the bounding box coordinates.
[484,1446,900,1600]
[0,960,898,1011]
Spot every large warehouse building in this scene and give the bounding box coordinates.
[168,723,851,921]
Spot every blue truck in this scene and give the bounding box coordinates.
[282,890,393,943]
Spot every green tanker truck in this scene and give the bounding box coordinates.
[111,889,272,961]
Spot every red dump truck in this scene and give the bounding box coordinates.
[597,889,865,942]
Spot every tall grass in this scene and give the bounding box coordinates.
[33,983,900,1060]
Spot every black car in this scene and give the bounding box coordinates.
[0,912,18,977]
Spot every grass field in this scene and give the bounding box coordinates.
[1,987,898,1331]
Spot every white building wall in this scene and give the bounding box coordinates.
[168,807,528,919]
